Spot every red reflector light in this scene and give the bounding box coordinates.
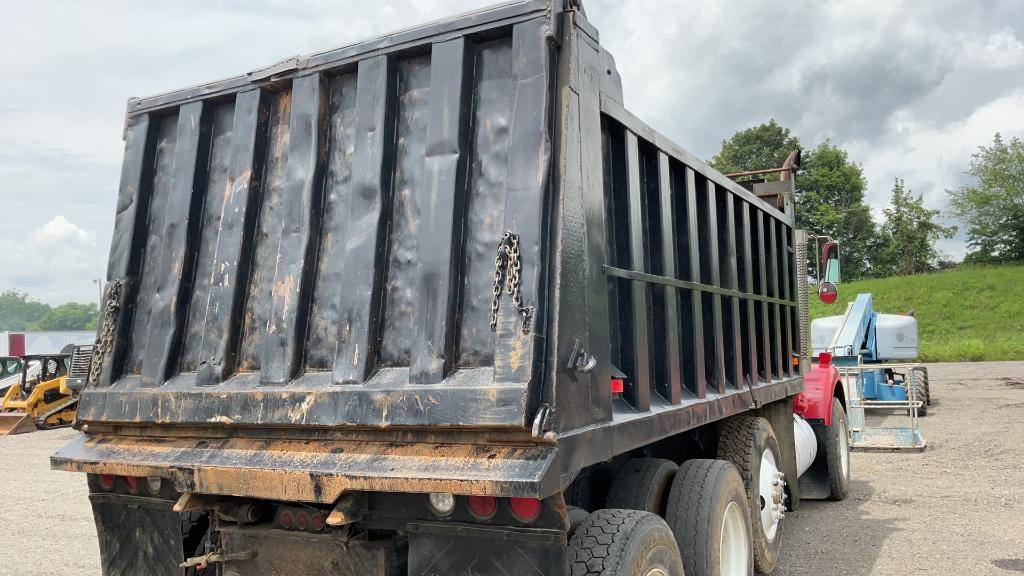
[123,476,139,493]
[509,497,541,522]
[310,513,325,532]
[296,511,309,530]
[611,378,624,394]
[279,510,294,529]
[818,352,832,366]
[98,474,116,491]
[467,496,497,519]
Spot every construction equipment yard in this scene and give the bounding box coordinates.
[1,361,1020,576]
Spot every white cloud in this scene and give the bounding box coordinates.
[2,0,1023,304]
[852,89,1024,210]
[0,216,102,305]
[961,30,1024,70]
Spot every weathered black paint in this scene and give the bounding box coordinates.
[409,37,472,384]
[65,0,803,506]
[195,89,270,386]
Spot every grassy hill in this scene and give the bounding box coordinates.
[808,265,1024,362]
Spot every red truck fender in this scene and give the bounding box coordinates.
[794,353,844,427]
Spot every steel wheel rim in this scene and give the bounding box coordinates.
[758,449,781,541]
[839,417,850,479]
[720,501,751,576]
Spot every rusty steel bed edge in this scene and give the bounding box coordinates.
[51,377,800,501]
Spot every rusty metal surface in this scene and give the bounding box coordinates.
[53,434,557,502]
[0,412,36,436]
[63,1,808,509]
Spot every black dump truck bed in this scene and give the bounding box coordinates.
[55,0,801,504]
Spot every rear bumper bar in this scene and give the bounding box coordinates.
[52,434,557,503]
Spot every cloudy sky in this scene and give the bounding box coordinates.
[2,0,1023,305]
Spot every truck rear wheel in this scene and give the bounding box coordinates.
[826,398,851,501]
[567,509,684,576]
[717,417,783,574]
[604,458,678,516]
[665,459,753,576]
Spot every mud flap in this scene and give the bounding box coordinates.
[408,522,566,576]
[215,526,405,576]
[90,494,185,576]
[0,412,36,436]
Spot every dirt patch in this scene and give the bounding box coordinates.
[1000,378,1024,389]
[993,559,1024,573]
[776,361,1024,576]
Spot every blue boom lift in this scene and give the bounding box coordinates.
[811,293,931,416]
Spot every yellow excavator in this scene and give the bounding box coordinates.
[0,345,92,436]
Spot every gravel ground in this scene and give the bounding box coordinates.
[0,361,1022,575]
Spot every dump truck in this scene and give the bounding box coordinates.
[52,2,849,574]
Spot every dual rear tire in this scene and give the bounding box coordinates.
[570,459,754,576]
[570,414,825,575]
[717,418,784,574]
[666,460,753,576]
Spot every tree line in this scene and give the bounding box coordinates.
[0,290,99,331]
[708,120,1024,279]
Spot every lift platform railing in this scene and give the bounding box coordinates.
[838,362,926,451]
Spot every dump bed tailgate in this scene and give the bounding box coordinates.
[81,1,557,431]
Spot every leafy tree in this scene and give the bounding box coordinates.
[710,122,879,279]
[39,302,100,331]
[709,119,801,179]
[950,133,1024,262]
[796,142,878,280]
[0,290,51,331]
[874,178,956,276]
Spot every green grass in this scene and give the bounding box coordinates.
[808,265,1024,362]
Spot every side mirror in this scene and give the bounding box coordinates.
[821,242,841,284]
[818,281,839,305]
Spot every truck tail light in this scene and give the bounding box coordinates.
[428,492,456,517]
[508,497,541,522]
[310,513,326,532]
[145,476,163,494]
[467,496,497,519]
[98,474,116,491]
[279,510,294,529]
[123,476,139,494]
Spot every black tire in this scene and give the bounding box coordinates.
[907,368,928,417]
[915,367,931,405]
[717,417,783,574]
[665,459,753,576]
[568,509,684,576]
[604,458,678,516]
[826,398,851,501]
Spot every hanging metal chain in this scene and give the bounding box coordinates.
[89,279,124,385]
[490,231,534,335]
